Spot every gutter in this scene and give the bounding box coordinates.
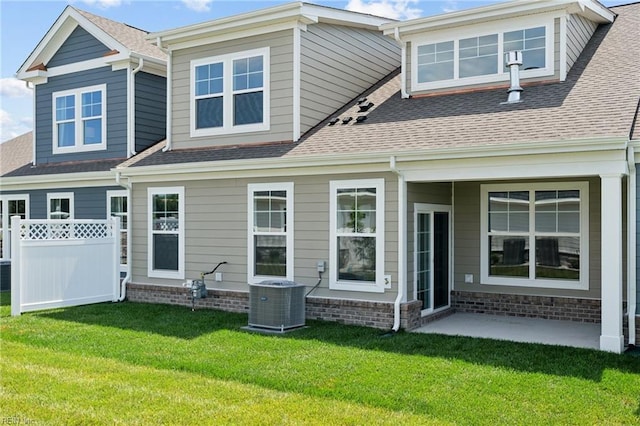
[128,58,144,157]
[115,171,132,302]
[390,156,406,332]
[627,145,637,346]
[393,28,410,99]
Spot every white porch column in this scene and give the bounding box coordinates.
[600,174,624,353]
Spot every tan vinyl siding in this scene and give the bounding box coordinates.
[132,172,399,303]
[566,14,598,73]
[406,182,452,300]
[171,29,294,149]
[300,24,400,135]
[453,177,602,299]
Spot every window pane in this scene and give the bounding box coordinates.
[338,236,376,282]
[83,118,102,145]
[195,63,223,96]
[535,190,580,233]
[152,194,179,231]
[153,234,178,271]
[56,95,75,120]
[536,236,579,280]
[196,97,223,128]
[254,235,286,277]
[417,41,454,83]
[58,122,75,147]
[81,91,101,118]
[489,236,529,277]
[234,92,263,125]
[504,27,545,70]
[233,56,263,92]
[488,191,529,232]
[459,34,498,78]
[50,198,70,219]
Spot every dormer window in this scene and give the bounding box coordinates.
[411,19,552,92]
[52,84,106,154]
[191,47,270,137]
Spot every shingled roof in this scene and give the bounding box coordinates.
[75,7,166,62]
[288,2,640,157]
[0,132,32,177]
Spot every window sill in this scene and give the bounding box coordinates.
[191,122,269,138]
[330,280,385,293]
[52,144,107,155]
[481,276,588,291]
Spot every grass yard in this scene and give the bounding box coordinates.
[1,293,639,425]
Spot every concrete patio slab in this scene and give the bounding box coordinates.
[412,313,600,350]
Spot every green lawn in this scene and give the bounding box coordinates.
[1,293,639,425]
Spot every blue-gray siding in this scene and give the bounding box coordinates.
[35,67,128,164]
[135,72,166,151]
[47,26,111,68]
[1,186,123,220]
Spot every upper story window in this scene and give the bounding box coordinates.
[52,84,106,154]
[191,47,270,138]
[412,19,552,92]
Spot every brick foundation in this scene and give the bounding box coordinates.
[451,291,601,323]
[127,283,401,330]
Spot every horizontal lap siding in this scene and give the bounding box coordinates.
[47,26,111,68]
[171,30,294,149]
[135,72,167,151]
[453,178,602,299]
[35,67,128,163]
[300,24,400,135]
[12,186,122,220]
[132,172,399,303]
[566,14,598,73]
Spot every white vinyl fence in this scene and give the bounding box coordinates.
[11,216,121,316]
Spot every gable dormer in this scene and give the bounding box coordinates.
[381,0,614,97]
[151,2,400,151]
[16,6,167,165]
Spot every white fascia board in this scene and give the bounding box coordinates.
[300,3,396,29]
[116,136,628,182]
[381,0,612,37]
[0,172,117,191]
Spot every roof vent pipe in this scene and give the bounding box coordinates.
[505,50,523,103]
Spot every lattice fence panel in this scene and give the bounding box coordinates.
[19,220,114,241]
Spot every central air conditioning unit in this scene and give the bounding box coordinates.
[249,280,305,332]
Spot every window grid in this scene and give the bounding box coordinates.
[52,85,106,153]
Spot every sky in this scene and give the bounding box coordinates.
[0,0,622,143]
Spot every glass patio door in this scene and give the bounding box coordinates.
[415,204,451,314]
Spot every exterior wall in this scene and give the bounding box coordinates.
[406,182,452,302]
[135,71,167,151]
[299,24,400,135]
[46,26,111,68]
[2,186,122,219]
[406,18,562,95]
[637,165,640,313]
[130,172,399,304]
[453,177,602,299]
[566,14,598,73]
[170,29,294,150]
[35,67,128,163]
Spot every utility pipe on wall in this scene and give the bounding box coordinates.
[627,145,636,346]
[390,156,407,331]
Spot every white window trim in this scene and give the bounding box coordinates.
[247,182,294,284]
[329,178,385,293]
[480,182,589,290]
[1,194,30,260]
[47,192,74,220]
[410,15,555,92]
[52,84,107,154]
[107,190,128,272]
[147,187,185,280]
[190,47,270,138]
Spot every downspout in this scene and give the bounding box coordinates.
[627,145,636,346]
[162,44,173,152]
[390,156,406,331]
[27,81,35,166]
[115,171,132,302]
[128,58,144,157]
[393,27,409,99]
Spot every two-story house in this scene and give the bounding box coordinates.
[0,6,167,275]
[116,0,639,353]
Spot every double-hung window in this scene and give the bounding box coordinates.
[247,183,293,284]
[148,187,184,279]
[108,190,128,271]
[191,47,270,137]
[412,20,552,91]
[330,179,385,293]
[52,84,106,153]
[480,182,589,290]
[47,192,74,220]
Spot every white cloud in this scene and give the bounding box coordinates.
[182,0,212,13]
[0,109,32,143]
[78,0,123,8]
[345,0,421,20]
[442,1,459,13]
[0,78,31,98]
